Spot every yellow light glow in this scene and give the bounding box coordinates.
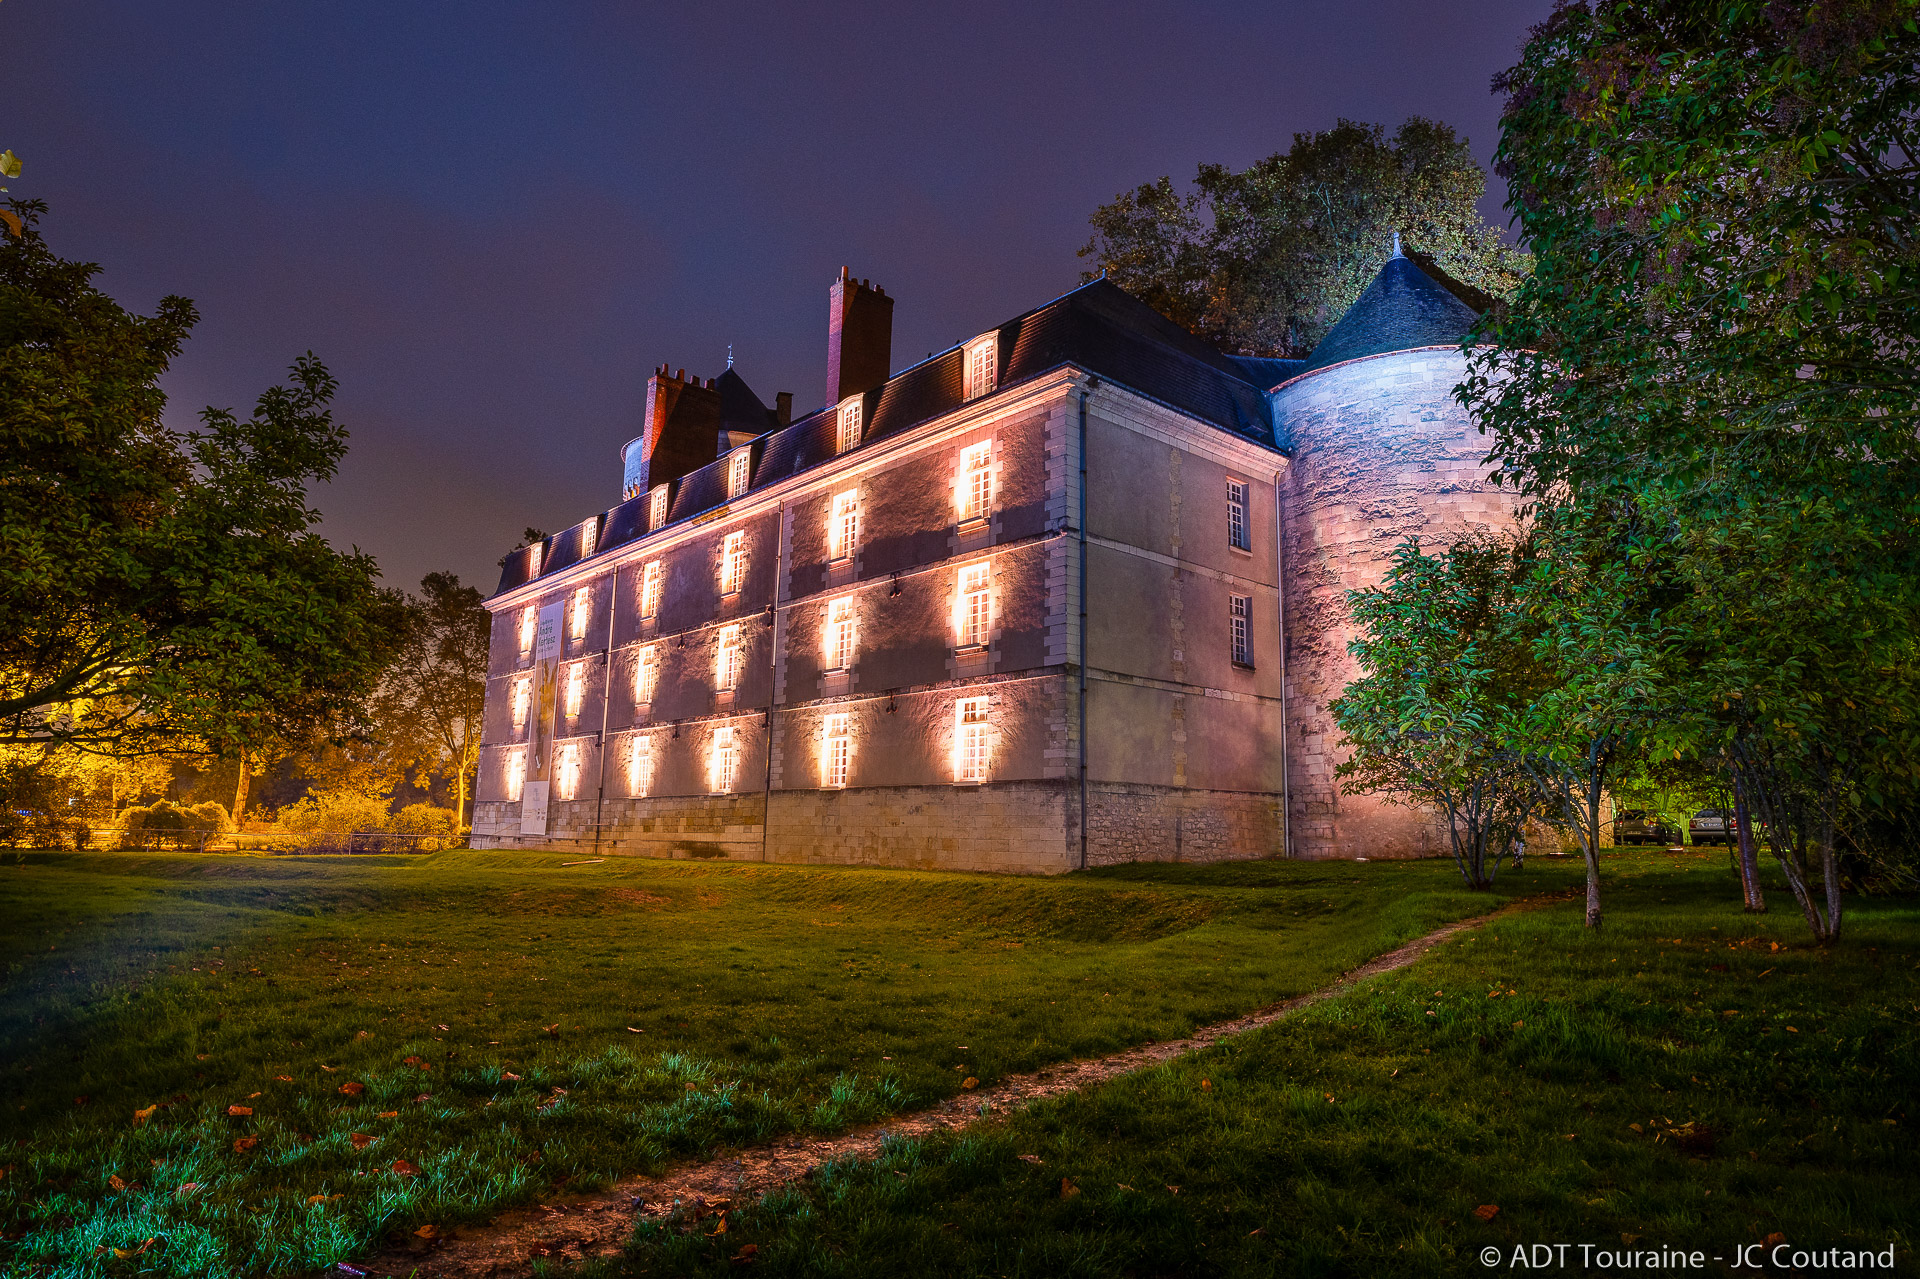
[822,713,850,788]
[710,724,738,793]
[954,697,989,783]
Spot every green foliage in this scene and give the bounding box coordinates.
[1080,118,1529,356]
[621,853,1918,1277]
[369,574,489,826]
[386,802,460,840]
[1461,1,1920,941]
[273,789,390,836]
[1333,536,1542,888]
[0,851,1502,1275]
[0,202,406,760]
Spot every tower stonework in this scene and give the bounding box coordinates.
[1268,252,1519,860]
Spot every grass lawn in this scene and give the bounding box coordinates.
[622,851,1920,1278]
[0,847,1517,1277]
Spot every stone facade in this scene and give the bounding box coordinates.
[1271,347,1520,858]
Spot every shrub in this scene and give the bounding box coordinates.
[116,800,229,848]
[275,789,390,835]
[388,803,460,840]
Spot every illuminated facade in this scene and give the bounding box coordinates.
[473,250,1512,866]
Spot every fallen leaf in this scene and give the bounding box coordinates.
[246,1092,261,1099]
[351,1132,374,1149]
[1017,1154,1042,1164]
[709,1213,730,1236]
[414,1224,439,1239]
[1513,1020,1525,1029]
[340,1082,365,1096]
[227,1105,253,1117]
[391,1158,419,1177]
[1166,1184,1181,1195]
[501,1072,521,1082]
[415,1092,433,1103]
[1566,1133,1579,1141]
[1629,1123,1644,1133]
[1622,1233,1642,1246]
[233,1137,259,1154]
[1060,1177,1080,1199]
[961,1077,979,1090]
[731,1243,759,1262]
[377,1111,399,1119]
[74,1095,90,1107]
[627,1027,645,1034]
[1200,1079,1212,1091]
[1474,1204,1500,1222]
[307,1193,345,1204]
[1766,1233,1787,1247]
[133,1105,158,1127]
[355,1031,372,1041]
[275,1075,294,1083]
[175,1182,201,1199]
[1324,1093,1336,1104]
[436,1024,450,1032]
[319,1064,337,1072]
[1390,1069,1400,1078]
[108,1174,127,1191]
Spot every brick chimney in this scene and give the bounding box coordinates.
[826,267,894,407]
[621,365,721,499]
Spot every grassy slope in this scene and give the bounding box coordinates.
[0,849,1512,1276]
[623,853,1920,1278]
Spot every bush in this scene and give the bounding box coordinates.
[275,789,389,835]
[116,800,229,848]
[388,803,460,840]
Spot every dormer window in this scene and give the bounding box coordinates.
[964,335,997,400]
[576,517,598,558]
[648,485,670,532]
[836,398,862,454]
[727,448,751,498]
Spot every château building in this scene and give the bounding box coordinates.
[472,249,1514,869]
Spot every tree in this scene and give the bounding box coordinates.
[1333,536,1543,889]
[371,573,490,827]
[1080,118,1530,356]
[1463,1,1920,943]
[0,201,403,769]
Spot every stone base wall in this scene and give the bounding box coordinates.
[1084,783,1283,866]
[766,781,1073,874]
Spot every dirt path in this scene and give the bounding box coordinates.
[354,897,1557,1278]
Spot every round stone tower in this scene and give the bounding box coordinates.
[1270,247,1519,860]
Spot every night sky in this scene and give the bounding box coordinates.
[10,1,1550,594]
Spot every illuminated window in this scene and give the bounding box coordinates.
[720,531,746,595]
[639,561,663,620]
[825,596,855,671]
[1227,479,1250,551]
[564,662,586,718]
[716,624,744,691]
[1231,594,1252,666]
[569,586,591,640]
[527,542,544,577]
[727,448,751,498]
[957,562,990,648]
[823,713,850,789]
[959,442,992,521]
[635,645,659,705]
[557,742,582,800]
[710,724,739,793]
[519,606,537,656]
[965,337,996,400]
[507,748,526,801]
[955,698,989,783]
[830,491,859,562]
[577,517,598,558]
[836,399,862,454]
[629,735,653,797]
[649,485,670,531]
[512,676,531,730]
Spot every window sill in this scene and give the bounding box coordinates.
[953,643,988,656]
[1232,660,1257,671]
[957,515,990,534]
[829,554,854,568]
[1229,543,1254,557]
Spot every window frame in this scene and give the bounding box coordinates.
[716,623,744,691]
[629,734,653,797]
[964,335,997,400]
[711,724,739,793]
[569,586,591,641]
[1227,478,1251,552]
[639,561,663,621]
[720,530,747,596]
[564,661,586,719]
[957,562,991,649]
[634,644,659,706]
[648,485,670,532]
[1230,593,1253,667]
[955,697,989,784]
[727,448,751,498]
[823,712,851,789]
[507,747,526,801]
[958,442,992,522]
[836,398,862,454]
[829,490,859,562]
[825,596,856,672]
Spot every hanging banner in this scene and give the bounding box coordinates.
[520,602,564,836]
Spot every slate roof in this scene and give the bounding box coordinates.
[1299,251,1485,374]
[494,278,1278,597]
[715,367,778,435]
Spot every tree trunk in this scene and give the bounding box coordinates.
[1819,809,1842,946]
[1731,771,1765,912]
[1582,767,1604,929]
[232,754,251,827]
[456,764,469,830]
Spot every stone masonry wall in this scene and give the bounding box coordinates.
[1272,349,1519,860]
[1083,784,1283,867]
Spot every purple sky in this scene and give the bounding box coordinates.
[10,0,1550,594]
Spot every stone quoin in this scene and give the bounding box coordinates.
[472,249,1515,869]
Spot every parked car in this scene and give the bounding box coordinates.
[1689,808,1735,846]
[1613,810,1678,846]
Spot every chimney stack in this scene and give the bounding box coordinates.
[620,364,721,500]
[774,391,793,426]
[826,265,894,408]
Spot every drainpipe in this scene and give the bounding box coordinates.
[1078,380,1096,869]
[1273,468,1292,859]
[591,566,620,857]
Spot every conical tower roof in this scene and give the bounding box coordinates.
[1301,247,1484,374]
[714,367,776,435]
